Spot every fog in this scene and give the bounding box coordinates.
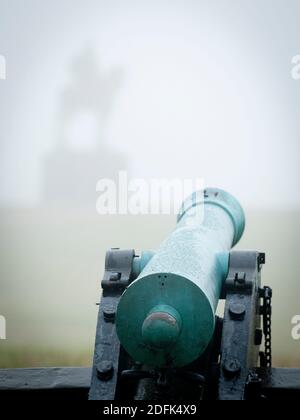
[0,0,299,367]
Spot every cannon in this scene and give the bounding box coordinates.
[116,188,244,369]
[1,188,300,401]
[87,188,300,400]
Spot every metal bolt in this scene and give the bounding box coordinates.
[96,361,114,381]
[258,253,265,265]
[223,358,241,378]
[235,272,246,284]
[103,305,116,322]
[229,303,246,320]
[109,272,121,281]
[255,328,263,346]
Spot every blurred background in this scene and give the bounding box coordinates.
[0,0,299,367]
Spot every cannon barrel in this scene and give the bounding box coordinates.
[116,188,245,368]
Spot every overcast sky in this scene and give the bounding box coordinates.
[0,0,299,209]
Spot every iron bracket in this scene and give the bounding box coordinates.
[88,248,135,400]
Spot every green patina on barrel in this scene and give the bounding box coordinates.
[116,188,245,368]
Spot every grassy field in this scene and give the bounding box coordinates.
[0,207,299,368]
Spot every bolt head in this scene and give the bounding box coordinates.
[235,272,246,284]
[96,360,114,381]
[223,358,241,378]
[229,303,246,320]
[109,272,121,281]
[103,305,116,322]
[255,328,263,346]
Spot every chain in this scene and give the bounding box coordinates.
[261,286,272,368]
